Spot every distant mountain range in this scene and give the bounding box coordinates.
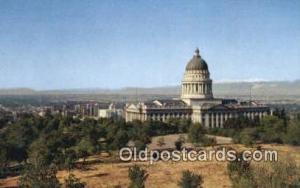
[0,80,300,98]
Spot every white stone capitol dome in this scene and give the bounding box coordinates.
[181,48,213,104]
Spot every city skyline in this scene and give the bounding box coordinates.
[0,0,300,90]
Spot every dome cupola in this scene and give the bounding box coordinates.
[185,48,208,71]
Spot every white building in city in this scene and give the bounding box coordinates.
[99,103,123,119]
[125,49,270,128]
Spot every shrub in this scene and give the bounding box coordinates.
[284,119,300,146]
[64,173,86,188]
[228,153,300,188]
[252,160,300,188]
[175,139,183,151]
[19,163,60,188]
[188,123,206,144]
[128,165,148,188]
[177,170,203,188]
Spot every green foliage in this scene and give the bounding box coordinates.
[177,170,203,188]
[28,137,53,166]
[64,149,78,171]
[166,118,192,133]
[0,114,193,177]
[0,138,8,176]
[128,165,148,188]
[227,153,253,188]
[210,115,300,147]
[251,160,300,188]
[175,136,185,151]
[228,153,251,178]
[3,117,39,163]
[284,119,300,145]
[74,137,95,165]
[259,116,286,143]
[233,128,258,146]
[64,173,86,188]
[228,153,300,188]
[188,123,207,144]
[224,116,259,129]
[19,163,60,188]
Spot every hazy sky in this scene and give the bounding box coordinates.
[0,0,299,90]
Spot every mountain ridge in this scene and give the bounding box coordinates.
[0,80,300,96]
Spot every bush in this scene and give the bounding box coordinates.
[227,153,251,179]
[128,165,148,188]
[175,140,183,151]
[228,153,300,188]
[188,123,206,144]
[234,128,258,147]
[252,160,300,188]
[259,116,285,143]
[19,163,60,188]
[177,170,203,188]
[64,173,86,188]
[284,119,300,145]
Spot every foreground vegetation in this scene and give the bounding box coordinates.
[208,109,300,147]
[228,153,300,187]
[1,108,300,187]
[1,143,300,188]
[0,113,192,187]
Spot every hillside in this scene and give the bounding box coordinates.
[1,80,299,98]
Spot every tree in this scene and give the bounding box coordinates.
[228,154,300,188]
[178,118,192,133]
[4,119,38,164]
[188,123,207,144]
[134,140,147,152]
[128,165,148,188]
[64,173,86,188]
[227,153,251,178]
[74,137,95,166]
[259,116,285,143]
[27,137,53,166]
[178,170,203,188]
[235,128,258,147]
[175,136,185,151]
[284,119,300,145]
[64,149,78,172]
[251,160,300,188]
[19,163,60,188]
[175,139,183,151]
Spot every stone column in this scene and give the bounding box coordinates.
[216,113,219,128]
[220,113,224,128]
[205,113,209,128]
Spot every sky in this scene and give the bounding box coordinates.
[0,0,299,90]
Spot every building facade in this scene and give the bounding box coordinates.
[125,49,270,128]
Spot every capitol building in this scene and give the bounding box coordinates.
[125,49,270,128]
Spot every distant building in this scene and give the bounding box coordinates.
[99,103,123,119]
[125,49,270,128]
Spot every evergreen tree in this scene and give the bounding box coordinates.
[178,170,203,188]
[128,165,148,188]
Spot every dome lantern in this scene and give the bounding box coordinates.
[194,48,200,57]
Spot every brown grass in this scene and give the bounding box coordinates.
[1,143,300,188]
